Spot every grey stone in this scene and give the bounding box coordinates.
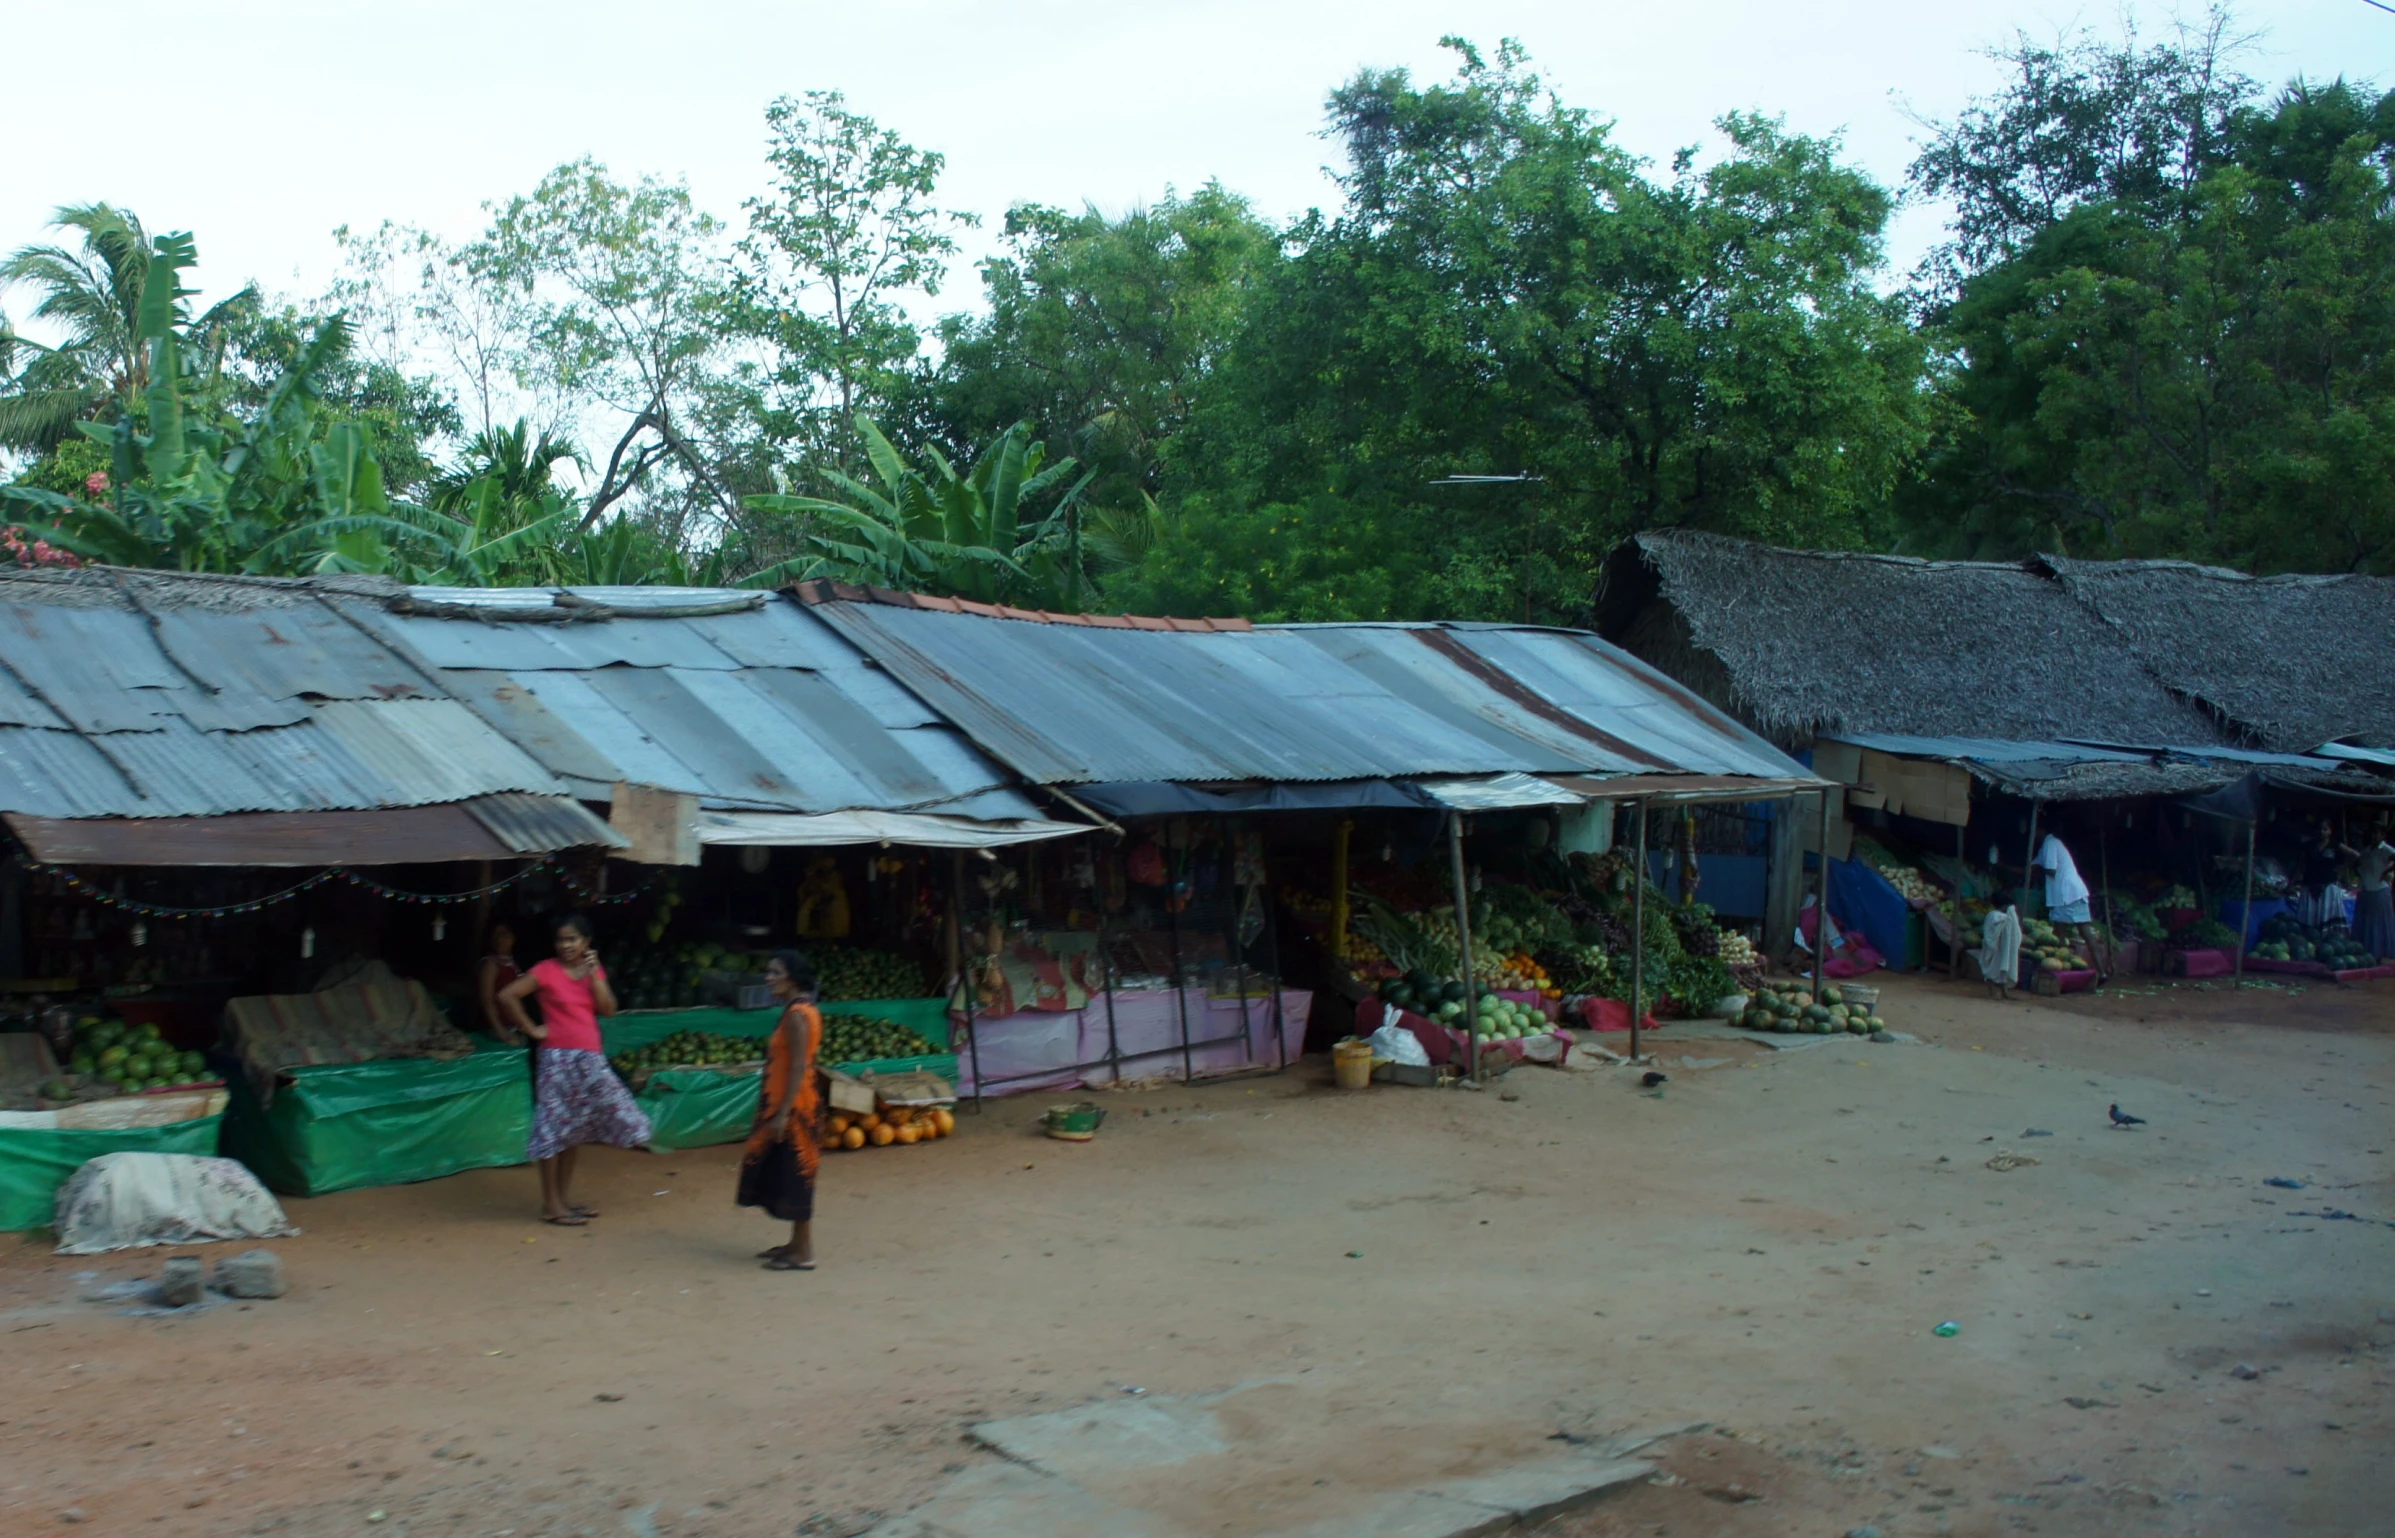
[157,1256,204,1308]
[1847,1528,1884,1538]
[972,1397,1229,1477]
[853,1462,1170,1538]
[2232,1362,2261,1380]
[212,1249,288,1299]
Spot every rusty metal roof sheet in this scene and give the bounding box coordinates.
[0,573,595,825]
[358,588,1047,820]
[800,595,1817,792]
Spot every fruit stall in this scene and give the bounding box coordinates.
[601,994,955,1151]
[0,1016,228,1230]
[946,822,1310,1098]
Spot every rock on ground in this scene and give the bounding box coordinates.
[212,1249,288,1299]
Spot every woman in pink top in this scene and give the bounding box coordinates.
[498,913,652,1225]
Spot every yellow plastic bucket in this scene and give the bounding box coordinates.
[1332,1039,1375,1090]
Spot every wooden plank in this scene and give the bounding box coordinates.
[5,807,515,867]
[609,782,701,866]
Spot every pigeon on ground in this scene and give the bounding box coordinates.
[1641,1071,1668,1089]
[2109,1103,2147,1128]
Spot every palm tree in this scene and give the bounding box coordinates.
[0,204,252,452]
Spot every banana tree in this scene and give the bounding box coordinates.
[746,415,1095,606]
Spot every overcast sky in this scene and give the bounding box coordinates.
[7,0,2392,325]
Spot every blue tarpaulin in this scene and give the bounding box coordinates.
[1828,856,1914,969]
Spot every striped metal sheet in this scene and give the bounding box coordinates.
[355,597,1047,820]
[806,600,1819,791]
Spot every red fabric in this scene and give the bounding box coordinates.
[1797,904,1885,977]
[2333,964,2395,982]
[2242,956,2337,979]
[529,958,607,1052]
[2167,948,2233,979]
[1573,996,1659,1034]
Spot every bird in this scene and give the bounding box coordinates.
[1641,1071,1669,1089]
[2109,1103,2147,1128]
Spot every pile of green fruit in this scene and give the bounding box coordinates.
[61,1018,212,1098]
[2251,915,2377,968]
[816,947,931,1002]
[1377,971,1550,1042]
[609,1029,765,1081]
[1740,983,1883,1035]
[822,1014,941,1065]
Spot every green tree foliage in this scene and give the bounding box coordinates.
[925,186,1277,512]
[1108,40,1932,621]
[0,204,254,452]
[1900,23,2395,572]
[746,416,1096,606]
[737,92,974,462]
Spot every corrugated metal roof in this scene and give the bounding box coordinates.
[1822,733,2150,766]
[361,591,1048,821]
[802,597,1820,792]
[0,574,604,827]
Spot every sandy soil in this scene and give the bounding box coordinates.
[1,972,2389,1538]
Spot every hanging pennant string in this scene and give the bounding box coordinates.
[13,851,656,920]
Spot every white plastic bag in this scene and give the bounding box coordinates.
[1367,1023,1431,1067]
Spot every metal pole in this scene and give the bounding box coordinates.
[1165,828,1193,1088]
[2097,821,2114,982]
[1447,812,1479,1082]
[1950,822,1966,980]
[1230,824,1252,1069]
[2237,818,2256,983]
[1629,801,1648,1061]
[953,850,984,1112]
[1811,787,1828,1006]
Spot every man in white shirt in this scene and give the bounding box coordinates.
[2032,831,2109,983]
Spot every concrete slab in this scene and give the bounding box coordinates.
[1418,1454,1654,1525]
[1663,1020,1841,1051]
[854,1462,1184,1538]
[1257,1488,1511,1538]
[972,1395,1229,1477]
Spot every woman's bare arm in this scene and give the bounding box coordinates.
[497,971,545,1040]
[585,959,618,1018]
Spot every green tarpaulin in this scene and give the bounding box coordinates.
[220,1039,532,1197]
[0,1115,224,1231]
[608,1000,952,1153]
[212,999,955,1185]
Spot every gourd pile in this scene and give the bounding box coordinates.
[2251,915,2378,968]
[609,1029,762,1083]
[815,946,932,1001]
[56,1018,214,1100]
[1740,983,1884,1035]
[821,1014,941,1065]
[828,1103,956,1149]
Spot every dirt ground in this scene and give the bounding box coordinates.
[2,971,2390,1538]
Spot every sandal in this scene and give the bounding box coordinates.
[542,1213,588,1227]
[572,1207,602,1219]
[762,1254,816,1271]
[755,1246,789,1260]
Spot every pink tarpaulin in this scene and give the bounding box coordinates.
[2243,956,2337,979]
[955,989,1311,1097]
[2168,948,2234,978]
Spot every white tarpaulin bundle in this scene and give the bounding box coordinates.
[54,1152,297,1255]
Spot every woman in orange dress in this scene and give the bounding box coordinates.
[739,949,823,1271]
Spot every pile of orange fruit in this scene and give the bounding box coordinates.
[828,1104,957,1149]
[1495,952,1562,998]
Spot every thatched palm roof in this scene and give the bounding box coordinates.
[1596,532,2228,746]
[2037,557,2395,752]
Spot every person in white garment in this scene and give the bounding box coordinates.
[2032,830,2109,983]
[1974,891,2024,1000]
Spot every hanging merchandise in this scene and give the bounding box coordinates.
[300,926,316,959]
[1127,841,1166,886]
[795,856,853,940]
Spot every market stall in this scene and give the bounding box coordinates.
[949,820,1311,1098]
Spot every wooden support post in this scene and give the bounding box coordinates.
[2022,801,2041,912]
[1329,819,1353,962]
[1629,802,1649,1062]
[1447,813,1479,1082]
[1811,787,1828,1006]
[1950,823,1966,980]
[2236,818,2256,983]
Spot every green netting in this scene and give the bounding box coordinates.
[0,1115,223,1232]
[219,1039,533,1197]
[605,1000,951,1152]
